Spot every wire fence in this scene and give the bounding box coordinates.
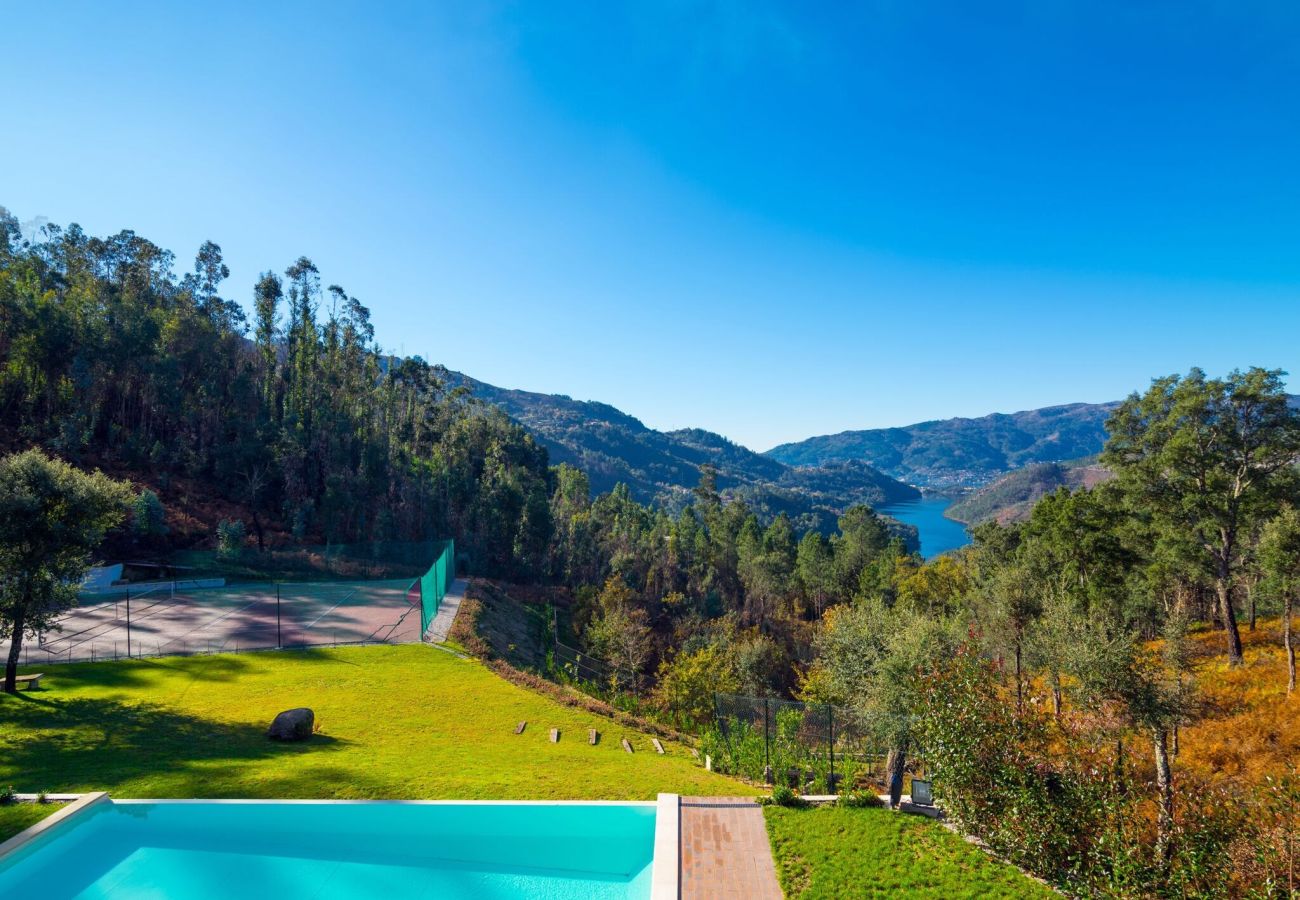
[704,693,918,793]
[8,578,423,667]
[7,541,458,668]
[417,539,456,635]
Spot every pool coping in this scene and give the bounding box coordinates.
[0,791,108,860]
[652,792,681,900]
[1,794,681,897]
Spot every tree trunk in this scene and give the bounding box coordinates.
[1286,594,1295,695]
[1153,727,1174,865]
[886,742,908,809]
[3,605,25,693]
[1215,576,1244,666]
[251,508,265,553]
[1051,671,1063,718]
[1014,641,1023,715]
[1248,581,1257,631]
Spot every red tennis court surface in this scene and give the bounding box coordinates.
[5,579,421,666]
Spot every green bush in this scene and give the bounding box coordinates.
[131,489,168,538]
[216,519,246,557]
[764,784,808,808]
[840,790,883,809]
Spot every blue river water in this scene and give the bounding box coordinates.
[878,496,971,559]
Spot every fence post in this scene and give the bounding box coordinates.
[126,588,132,658]
[763,698,771,775]
[276,584,282,649]
[828,704,835,793]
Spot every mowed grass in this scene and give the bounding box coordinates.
[765,805,1055,899]
[0,644,754,801]
[0,803,67,843]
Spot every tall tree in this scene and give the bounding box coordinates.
[1102,368,1300,665]
[1259,505,1300,693]
[0,450,133,691]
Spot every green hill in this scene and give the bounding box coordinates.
[454,373,921,534]
[945,458,1112,525]
[766,402,1119,488]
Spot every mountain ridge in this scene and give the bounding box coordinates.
[765,401,1122,488]
[449,372,922,536]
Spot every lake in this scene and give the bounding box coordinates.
[878,496,971,558]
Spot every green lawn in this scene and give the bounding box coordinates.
[0,645,753,801]
[0,803,66,843]
[765,805,1055,899]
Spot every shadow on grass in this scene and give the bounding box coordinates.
[0,694,361,797]
[11,645,381,693]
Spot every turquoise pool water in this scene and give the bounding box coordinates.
[0,800,657,899]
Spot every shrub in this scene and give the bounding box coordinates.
[131,489,168,538]
[216,519,246,557]
[0,785,14,805]
[840,790,883,809]
[764,785,808,809]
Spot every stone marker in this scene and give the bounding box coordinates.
[621,738,634,754]
[267,708,314,741]
[515,721,527,734]
[589,729,599,745]
[651,738,665,755]
[550,728,560,743]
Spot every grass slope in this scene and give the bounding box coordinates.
[0,803,66,844]
[0,644,752,801]
[765,805,1054,899]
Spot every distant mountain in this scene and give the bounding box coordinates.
[452,373,921,536]
[945,458,1113,526]
[766,402,1122,488]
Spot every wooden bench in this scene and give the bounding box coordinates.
[12,673,43,691]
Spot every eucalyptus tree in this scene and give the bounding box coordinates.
[1102,368,1300,665]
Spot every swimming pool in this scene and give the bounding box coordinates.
[0,795,678,899]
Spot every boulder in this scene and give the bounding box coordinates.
[267,707,314,741]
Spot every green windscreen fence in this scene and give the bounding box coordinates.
[418,539,456,636]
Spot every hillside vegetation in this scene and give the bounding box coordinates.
[458,373,920,532]
[767,402,1118,488]
[945,458,1111,525]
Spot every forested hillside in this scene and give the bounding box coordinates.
[766,401,1119,487]
[0,212,554,577]
[456,373,920,531]
[944,457,1112,525]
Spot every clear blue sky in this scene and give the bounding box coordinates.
[4,2,1298,450]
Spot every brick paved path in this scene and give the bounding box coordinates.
[680,796,782,899]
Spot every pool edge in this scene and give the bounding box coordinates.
[0,791,108,861]
[651,792,680,900]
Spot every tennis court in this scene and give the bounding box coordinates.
[6,578,423,666]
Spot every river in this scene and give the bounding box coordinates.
[878,496,971,559]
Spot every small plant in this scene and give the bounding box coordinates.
[840,790,884,809]
[37,790,49,804]
[764,784,809,809]
[0,785,15,805]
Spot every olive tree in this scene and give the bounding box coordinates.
[1,450,133,691]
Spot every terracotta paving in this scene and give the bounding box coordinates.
[680,796,783,899]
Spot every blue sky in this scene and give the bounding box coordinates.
[4,2,1298,450]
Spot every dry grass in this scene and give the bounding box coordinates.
[1176,618,1299,786]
